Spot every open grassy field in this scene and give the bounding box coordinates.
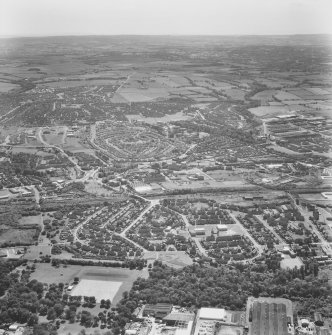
[144,251,193,269]
[248,105,291,118]
[206,170,247,182]
[280,255,303,270]
[30,264,148,304]
[0,229,37,246]
[18,215,41,226]
[11,147,51,156]
[71,279,122,302]
[63,137,93,153]
[85,181,116,196]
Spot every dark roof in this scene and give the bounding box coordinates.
[163,313,195,322]
[144,304,173,313]
[252,302,288,335]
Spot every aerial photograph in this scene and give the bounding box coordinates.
[0,0,331,334]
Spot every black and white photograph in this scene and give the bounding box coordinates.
[0,0,331,334]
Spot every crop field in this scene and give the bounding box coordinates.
[0,82,19,92]
[274,91,302,101]
[251,89,279,102]
[117,88,169,102]
[154,75,188,87]
[224,88,246,100]
[248,105,290,118]
[38,79,119,88]
[254,78,285,88]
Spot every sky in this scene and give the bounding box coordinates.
[0,0,332,37]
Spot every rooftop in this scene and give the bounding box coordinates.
[199,308,226,321]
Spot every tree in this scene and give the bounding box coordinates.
[47,307,57,320]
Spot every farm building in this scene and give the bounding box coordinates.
[143,303,173,319]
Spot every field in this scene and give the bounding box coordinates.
[0,229,37,246]
[205,170,248,183]
[280,255,304,270]
[224,88,246,100]
[18,215,41,226]
[0,82,19,92]
[144,251,193,269]
[30,264,148,304]
[248,105,291,118]
[85,180,116,196]
[71,279,122,302]
[63,137,93,153]
[251,90,279,102]
[11,147,52,156]
[37,79,118,88]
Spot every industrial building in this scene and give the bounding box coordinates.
[246,297,294,335]
[198,308,227,322]
[143,303,173,319]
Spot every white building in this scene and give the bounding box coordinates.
[198,308,226,322]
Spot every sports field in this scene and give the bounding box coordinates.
[30,264,148,305]
[70,279,122,302]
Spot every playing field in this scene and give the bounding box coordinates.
[30,264,148,305]
[71,279,122,302]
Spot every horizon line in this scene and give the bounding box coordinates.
[1,32,332,39]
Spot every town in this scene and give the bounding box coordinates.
[0,33,331,335]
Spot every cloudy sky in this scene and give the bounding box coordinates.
[0,0,331,36]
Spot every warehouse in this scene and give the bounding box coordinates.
[198,308,227,322]
[246,297,293,335]
[143,303,172,319]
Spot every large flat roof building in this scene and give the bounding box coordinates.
[246,297,293,335]
[198,308,226,322]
